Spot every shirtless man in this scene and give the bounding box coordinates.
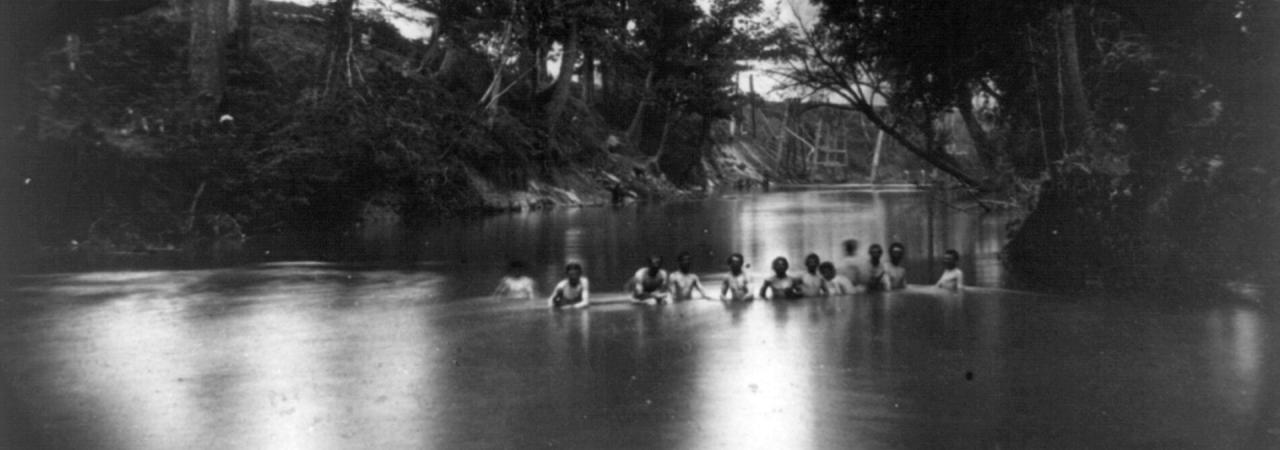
[720,253,754,301]
[884,242,908,290]
[668,251,708,300]
[798,253,824,297]
[493,260,537,300]
[838,239,863,287]
[631,255,671,303]
[934,249,964,291]
[759,257,803,300]
[866,244,887,292]
[548,263,590,309]
[819,261,855,295]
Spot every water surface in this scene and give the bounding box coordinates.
[1,190,1275,448]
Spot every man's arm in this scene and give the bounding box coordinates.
[524,280,537,300]
[547,281,562,307]
[573,279,591,308]
[629,270,645,295]
[691,276,709,299]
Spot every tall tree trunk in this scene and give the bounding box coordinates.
[189,0,230,118]
[322,0,356,93]
[233,0,251,55]
[599,60,611,103]
[626,67,655,147]
[580,48,594,106]
[545,23,579,128]
[1028,28,1053,173]
[1058,4,1093,150]
[534,45,547,90]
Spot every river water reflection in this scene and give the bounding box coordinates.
[1,189,1276,448]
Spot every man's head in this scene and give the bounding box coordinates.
[726,253,745,272]
[889,243,906,265]
[771,257,789,275]
[943,249,960,269]
[804,253,820,272]
[842,239,859,257]
[646,255,663,275]
[677,251,692,272]
[819,261,836,280]
[868,244,883,262]
[565,262,583,282]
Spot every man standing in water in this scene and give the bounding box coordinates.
[493,260,537,300]
[668,251,708,300]
[839,239,863,288]
[631,255,671,303]
[759,257,803,300]
[885,242,908,289]
[798,253,824,297]
[548,263,590,309]
[935,249,964,291]
[866,244,887,292]
[720,253,754,301]
[819,261,855,295]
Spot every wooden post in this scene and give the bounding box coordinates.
[776,106,789,174]
[870,129,885,183]
[749,74,757,137]
[927,187,936,279]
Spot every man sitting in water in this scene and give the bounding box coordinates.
[819,261,855,295]
[720,253,754,301]
[493,260,536,300]
[798,253,825,297]
[884,242,908,290]
[935,249,964,291]
[668,251,708,301]
[630,255,671,303]
[838,239,863,288]
[865,244,887,292]
[759,256,803,300]
[548,262,590,309]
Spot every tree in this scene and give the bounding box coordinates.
[233,0,252,55]
[189,0,230,118]
[776,6,988,188]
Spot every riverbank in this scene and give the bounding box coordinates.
[0,3,781,270]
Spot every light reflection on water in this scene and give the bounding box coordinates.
[3,267,444,449]
[1,190,1276,448]
[691,301,817,448]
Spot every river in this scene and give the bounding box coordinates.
[1,188,1276,448]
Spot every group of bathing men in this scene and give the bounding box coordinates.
[494,240,965,309]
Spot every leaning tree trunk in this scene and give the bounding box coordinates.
[189,0,230,118]
[957,99,998,171]
[626,67,656,147]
